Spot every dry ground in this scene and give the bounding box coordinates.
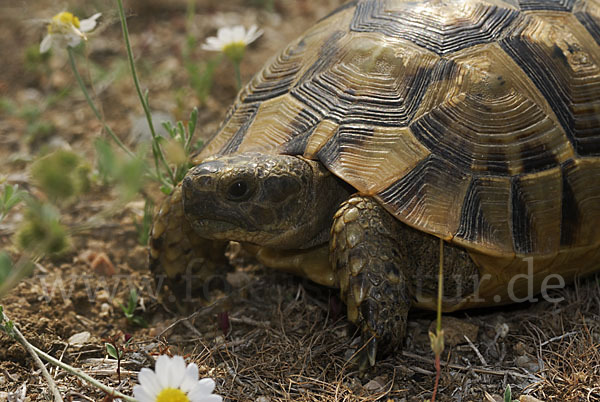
[1,1,599,401]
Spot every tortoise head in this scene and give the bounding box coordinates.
[182,152,347,249]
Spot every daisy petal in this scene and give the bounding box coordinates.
[167,355,187,388]
[67,35,82,47]
[231,26,245,42]
[246,25,260,42]
[217,27,232,42]
[138,368,162,397]
[180,363,200,392]
[202,37,222,51]
[188,386,222,402]
[154,355,171,388]
[189,378,216,395]
[133,384,154,402]
[79,12,101,32]
[40,35,53,53]
[194,394,223,402]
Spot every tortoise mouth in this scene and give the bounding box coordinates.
[187,217,240,238]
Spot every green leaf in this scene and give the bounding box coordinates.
[118,155,147,201]
[120,288,138,317]
[504,384,512,402]
[131,316,148,328]
[134,198,154,246]
[0,184,25,220]
[2,185,14,204]
[176,121,185,143]
[16,200,69,255]
[119,289,148,327]
[160,184,172,195]
[193,139,204,152]
[185,108,198,151]
[0,306,14,336]
[105,343,121,359]
[0,252,12,284]
[186,55,222,103]
[161,121,176,139]
[30,150,90,201]
[0,97,16,115]
[128,289,138,311]
[3,320,14,335]
[94,138,117,184]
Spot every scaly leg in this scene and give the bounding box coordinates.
[330,195,479,369]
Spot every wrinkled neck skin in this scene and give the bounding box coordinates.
[182,153,351,251]
[262,157,347,249]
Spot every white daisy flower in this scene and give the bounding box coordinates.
[133,355,222,402]
[40,11,102,53]
[201,25,263,53]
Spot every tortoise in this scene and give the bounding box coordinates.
[150,0,600,366]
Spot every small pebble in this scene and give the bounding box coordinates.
[68,331,91,346]
[520,396,545,402]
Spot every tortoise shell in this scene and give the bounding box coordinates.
[194,0,600,305]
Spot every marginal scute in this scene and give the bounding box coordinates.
[454,176,513,255]
[518,0,575,10]
[241,6,355,105]
[240,39,306,104]
[510,167,562,255]
[560,158,600,247]
[198,103,259,159]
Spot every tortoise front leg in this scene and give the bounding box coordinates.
[331,195,479,369]
[149,183,228,302]
[330,195,411,369]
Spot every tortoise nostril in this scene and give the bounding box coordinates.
[183,174,213,192]
[182,176,194,192]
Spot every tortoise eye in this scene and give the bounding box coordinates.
[226,180,252,201]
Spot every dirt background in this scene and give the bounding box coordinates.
[1,0,599,401]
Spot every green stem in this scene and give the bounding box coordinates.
[67,48,134,159]
[233,61,242,91]
[431,354,441,402]
[115,0,174,186]
[436,238,443,333]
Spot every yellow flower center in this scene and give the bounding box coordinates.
[223,42,246,64]
[156,388,190,402]
[48,12,80,33]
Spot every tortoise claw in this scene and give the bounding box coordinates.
[355,335,378,373]
[367,336,377,367]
